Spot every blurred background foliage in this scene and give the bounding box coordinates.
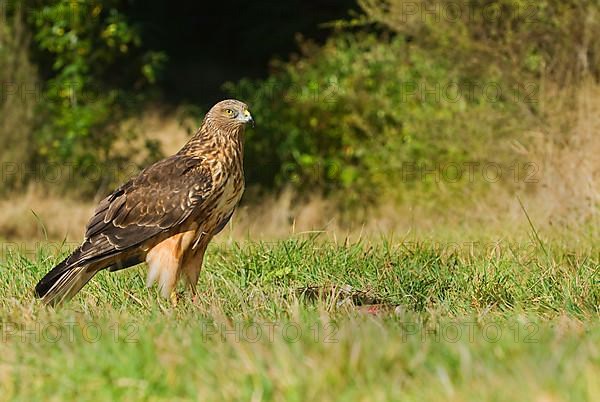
[30,0,166,194]
[1,0,599,207]
[228,0,600,205]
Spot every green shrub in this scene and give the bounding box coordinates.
[359,0,600,86]
[228,0,600,205]
[28,0,165,196]
[228,35,530,204]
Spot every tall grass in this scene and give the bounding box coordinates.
[0,238,598,400]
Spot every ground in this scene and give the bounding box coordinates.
[0,234,598,401]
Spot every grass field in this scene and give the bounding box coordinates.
[0,233,598,401]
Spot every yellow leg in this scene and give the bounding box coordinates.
[170,290,179,307]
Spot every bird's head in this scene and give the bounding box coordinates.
[205,99,254,131]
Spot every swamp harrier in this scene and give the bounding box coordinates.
[35,99,253,306]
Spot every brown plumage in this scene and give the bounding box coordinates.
[35,99,253,305]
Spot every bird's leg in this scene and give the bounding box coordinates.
[181,239,209,303]
[170,290,179,307]
[187,281,201,304]
[191,292,200,305]
[188,279,203,306]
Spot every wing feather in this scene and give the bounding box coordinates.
[71,154,213,267]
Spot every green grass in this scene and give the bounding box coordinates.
[0,236,598,401]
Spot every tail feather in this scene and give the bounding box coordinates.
[35,243,144,306]
[35,258,100,306]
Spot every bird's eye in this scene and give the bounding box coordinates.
[225,109,235,117]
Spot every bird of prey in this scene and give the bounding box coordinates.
[35,99,253,306]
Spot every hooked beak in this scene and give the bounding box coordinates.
[242,109,254,128]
